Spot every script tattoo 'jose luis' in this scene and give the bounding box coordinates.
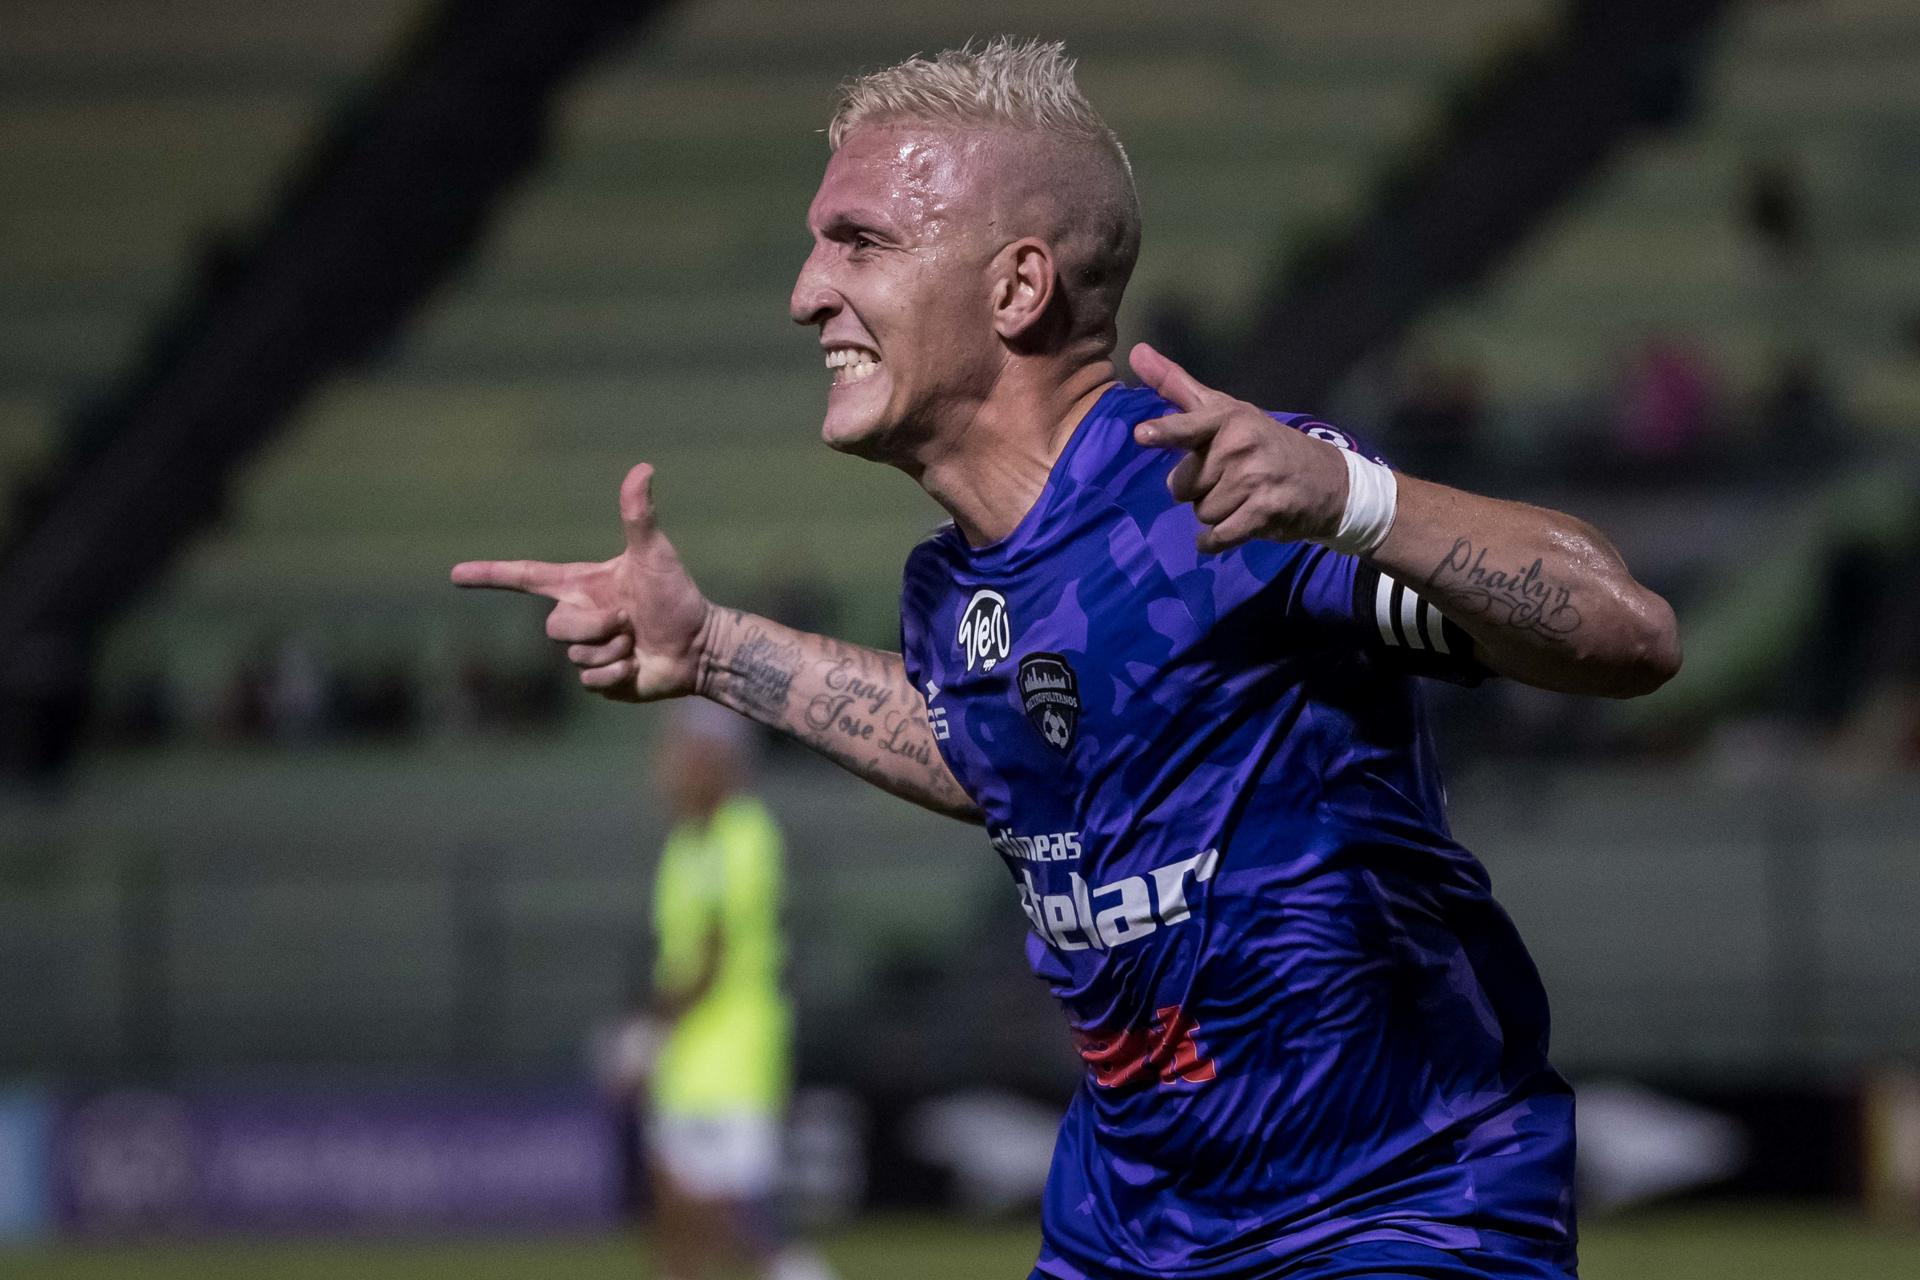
[805,657,933,767]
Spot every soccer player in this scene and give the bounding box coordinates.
[637,700,833,1280]
[455,39,1680,1280]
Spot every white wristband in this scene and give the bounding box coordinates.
[1324,450,1397,556]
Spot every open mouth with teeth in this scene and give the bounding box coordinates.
[825,346,882,387]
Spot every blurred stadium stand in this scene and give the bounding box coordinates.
[3,757,1918,1084]
[7,0,1564,729]
[0,0,1917,1228]
[1405,0,1920,432]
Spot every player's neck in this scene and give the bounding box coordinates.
[912,358,1117,547]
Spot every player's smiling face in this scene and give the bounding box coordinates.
[790,125,1006,461]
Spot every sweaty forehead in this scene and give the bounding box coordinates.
[809,125,997,238]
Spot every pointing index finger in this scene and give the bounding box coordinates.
[450,559,573,599]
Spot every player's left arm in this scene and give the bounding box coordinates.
[1360,477,1679,697]
[654,923,723,1024]
[1130,343,1680,699]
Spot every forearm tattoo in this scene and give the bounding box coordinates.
[1424,537,1583,643]
[794,642,958,808]
[710,618,802,718]
[804,655,939,771]
[703,610,977,820]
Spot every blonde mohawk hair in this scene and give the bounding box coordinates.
[828,36,1129,175]
[826,36,1142,352]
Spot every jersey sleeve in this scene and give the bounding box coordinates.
[897,526,953,692]
[1178,414,1492,685]
[1282,543,1490,684]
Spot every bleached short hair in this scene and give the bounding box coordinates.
[829,36,1128,168]
[827,37,1142,350]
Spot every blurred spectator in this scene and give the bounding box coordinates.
[1385,356,1488,485]
[336,659,421,738]
[510,655,567,726]
[265,636,331,743]
[156,641,564,747]
[219,641,277,739]
[1738,156,1833,416]
[448,652,498,734]
[1811,531,1920,771]
[220,634,334,743]
[1739,159,1812,269]
[1614,338,1719,470]
[1754,351,1845,466]
[448,649,566,735]
[95,668,177,748]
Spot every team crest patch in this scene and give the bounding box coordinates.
[958,589,1012,672]
[1018,652,1080,752]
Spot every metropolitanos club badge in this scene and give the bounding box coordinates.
[1018,652,1080,752]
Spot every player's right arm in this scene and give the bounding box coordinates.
[695,606,980,820]
[451,463,982,823]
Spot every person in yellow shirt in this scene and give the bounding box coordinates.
[644,700,833,1280]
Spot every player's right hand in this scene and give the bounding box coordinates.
[450,463,710,703]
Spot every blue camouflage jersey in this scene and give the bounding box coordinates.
[898,386,1577,1280]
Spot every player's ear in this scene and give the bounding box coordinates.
[990,238,1057,343]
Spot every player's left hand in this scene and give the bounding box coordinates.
[1129,342,1349,554]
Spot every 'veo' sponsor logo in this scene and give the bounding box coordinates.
[1014,848,1219,954]
[957,589,1012,672]
[1017,652,1080,752]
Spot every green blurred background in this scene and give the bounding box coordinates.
[2,0,1918,1274]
